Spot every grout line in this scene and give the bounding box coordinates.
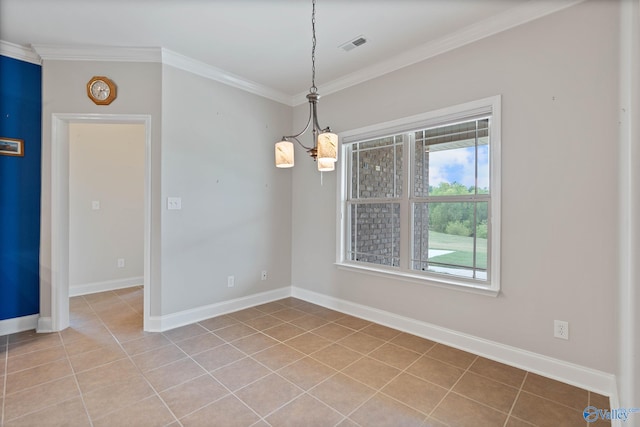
[78,291,185,426]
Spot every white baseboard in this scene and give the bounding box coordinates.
[291,286,618,399]
[69,276,143,297]
[36,316,53,333]
[0,314,39,336]
[146,287,292,332]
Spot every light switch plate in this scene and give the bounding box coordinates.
[92,201,100,210]
[167,197,182,210]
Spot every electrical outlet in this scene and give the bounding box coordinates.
[261,270,268,281]
[117,258,125,268]
[227,276,235,288]
[554,320,569,340]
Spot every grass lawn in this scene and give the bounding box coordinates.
[428,230,487,269]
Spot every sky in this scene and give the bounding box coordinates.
[428,144,489,190]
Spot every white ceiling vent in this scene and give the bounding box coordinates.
[340,35,368,52]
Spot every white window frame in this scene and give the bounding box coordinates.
[336,96,501,296]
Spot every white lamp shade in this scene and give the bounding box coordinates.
[275,140,294,168]
[317,158,335,172]
[317,132,338,162]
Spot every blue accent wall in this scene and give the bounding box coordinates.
[0,55,42,321]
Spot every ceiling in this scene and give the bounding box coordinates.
[0,0,581,104]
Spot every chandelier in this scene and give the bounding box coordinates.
[274,0,338,172]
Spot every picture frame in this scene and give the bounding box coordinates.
[0,137,24,157]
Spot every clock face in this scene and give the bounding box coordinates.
[90,80,110,101]
[87,76,116,105]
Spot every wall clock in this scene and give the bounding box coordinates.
[87,76,117,105]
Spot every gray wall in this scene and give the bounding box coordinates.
[69,123,145,289]
[159,65,292,315]
[40,60,163,318]
[291,0,620,374]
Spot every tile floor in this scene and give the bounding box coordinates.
[0,287,610,426]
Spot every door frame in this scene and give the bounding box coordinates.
[46,113,152,331]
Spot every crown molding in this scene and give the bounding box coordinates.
[31,44,162,62]
[11,0,584,107]
[292,0,585,105]
[160,49,293,106]
[0,40,41,65]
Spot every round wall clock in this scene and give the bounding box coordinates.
[87,76,117,105]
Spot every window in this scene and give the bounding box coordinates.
[339,96,501,293]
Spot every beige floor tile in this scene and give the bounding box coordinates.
[510,391,585,427]
[131,343,186,372]
[369,342,421,370]
[338,331,385,354]
[174,332,224,356]
[505,416,537,427]
[242,314,284,331]
[285,332,332,355]
[92,395,176,427]
[360,323,401,341]
[215,323,259,341]
[181,394,260,427]
[453,371,519,413]
[62,334,114,357]
[7,333,62,357]
[266,394,343,427]
[310,373,376,416]
[263,323,306,341]
[82,375,155,420]
[192,343,245,372]
[288,314,328,331]
[469,356,527,388]
[68,344,127,373]
[308,307,347,322]
[5,358,73,394]
[271,308,308,322]
[120,333,171,356]
[253,301,287,314]
[162,323,209,343]
[229,307,266,322]
[211,357,270,391]
[198,315,239,331]
[252,343,305,371]
[426,344,477,370]
[278,357,337,390]
[75,358,141,394]
[311,343,362,371]
[390,332,437,354]
[2,290,604,427]
[3,397,90,427]
[235,373,303,416]
[381,372,448,415]
[406,355,465,389]
[341,356,401,390]
[311,323,354,341]
[160,374,229,419]
[231,332,279,355]
[6,345,67,373]
[350,393,427,427]
[431,392,507,427]
[3,375,79,421]
[522,373,589,411]
[7,330,42,344]
[144,357,206,392]
[334,315,372,331]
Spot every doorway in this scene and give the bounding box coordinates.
[46,114,152,332]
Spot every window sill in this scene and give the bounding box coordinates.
[335,262,500,297]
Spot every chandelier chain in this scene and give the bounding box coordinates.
[310,0,317,93]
